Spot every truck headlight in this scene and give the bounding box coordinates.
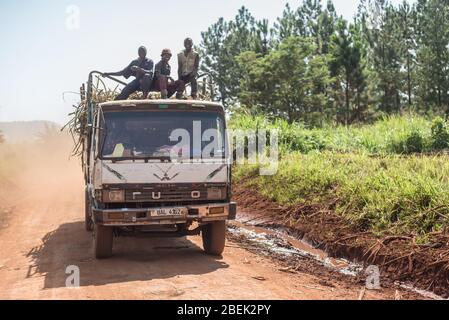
[207,187,226,200]
[103,190,125,202]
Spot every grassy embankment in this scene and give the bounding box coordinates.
[230,114,449,241]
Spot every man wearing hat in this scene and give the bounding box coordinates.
[104,46,154,100]
[153,48,185,99]
[178,38,200,99]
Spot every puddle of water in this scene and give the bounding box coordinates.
[230,219,447,300]
[398,283,448,301]
[229,221,363,277]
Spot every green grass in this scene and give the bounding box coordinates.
[234,153,449,238]
[231,114,449,239]
[229,113,449,155]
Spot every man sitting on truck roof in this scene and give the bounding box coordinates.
[178,38,200,100]
[153,49,185,99]
[104,46,154,100]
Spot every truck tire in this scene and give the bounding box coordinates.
[94,224,113,259]
[85,189,93,232]
[202,221,226,256]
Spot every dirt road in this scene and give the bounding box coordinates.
[0,158,423,300]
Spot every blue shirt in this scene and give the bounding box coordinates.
[122,58,154,79]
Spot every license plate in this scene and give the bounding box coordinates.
[149,208,187,217]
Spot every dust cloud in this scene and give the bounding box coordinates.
[0,130,83,209]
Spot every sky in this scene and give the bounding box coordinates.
[0,0,413,125]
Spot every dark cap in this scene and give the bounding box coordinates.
[161,48,172,56]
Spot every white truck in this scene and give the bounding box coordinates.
[82,72,236,259]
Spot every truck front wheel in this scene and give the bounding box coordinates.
[94,225,113,259]
[202,221,226,256]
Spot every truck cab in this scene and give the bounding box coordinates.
[84,99,236,259]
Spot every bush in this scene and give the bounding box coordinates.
[229,113,439,155]
[389,130,426,154]
[430,117,449,151]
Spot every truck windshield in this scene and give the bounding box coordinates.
[100,111,226,160]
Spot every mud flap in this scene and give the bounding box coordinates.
[228,202,237,220]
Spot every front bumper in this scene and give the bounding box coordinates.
[93,202,237,226]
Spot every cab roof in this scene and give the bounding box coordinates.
[99,99,225,114]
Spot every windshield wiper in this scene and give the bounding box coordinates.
[140,156,172,162]
[106,156,173,163]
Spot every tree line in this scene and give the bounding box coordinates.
[199,0,449,125]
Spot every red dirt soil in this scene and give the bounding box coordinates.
[233,184,449,298]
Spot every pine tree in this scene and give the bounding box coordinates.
[397,0,417,109]
[199,17,231,104]
[317,1,338,54]
[330,19,369,124]
[199,0,449,125]
[200,7,268,106]
[415,0,449,114]
[273,4,300,41]
[300,0,323,37]
[254,19,271,55]
[237,37,332,124]
[361,0,403,114]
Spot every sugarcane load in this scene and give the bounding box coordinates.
[68,37,235,259]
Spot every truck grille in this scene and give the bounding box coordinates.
[124,186,209,202]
